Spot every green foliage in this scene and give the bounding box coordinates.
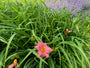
[0,0,90,68]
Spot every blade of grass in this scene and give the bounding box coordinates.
[4,33,16,64]
[19,49,34,66]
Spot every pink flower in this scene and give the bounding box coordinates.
[8,59,19,68]
[65,29,72,34]
[35,41,53,58]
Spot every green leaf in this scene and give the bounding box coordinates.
[4,33,16,64]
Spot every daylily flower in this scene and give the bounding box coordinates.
[35,41,53,58]
[8,59,19,68]
[65,29,72,34]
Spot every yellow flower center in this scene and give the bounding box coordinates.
[40,47,46,53]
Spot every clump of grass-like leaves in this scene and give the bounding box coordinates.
[0,0,90,68]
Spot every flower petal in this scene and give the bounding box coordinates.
[43,43,47,46]
[37,51,42,56]
[40,54,45,58]
[45,46,53,53]
[37,41,41,46]
[8,65,13,68]
[35,46,39,50]
[45,54,49,58]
